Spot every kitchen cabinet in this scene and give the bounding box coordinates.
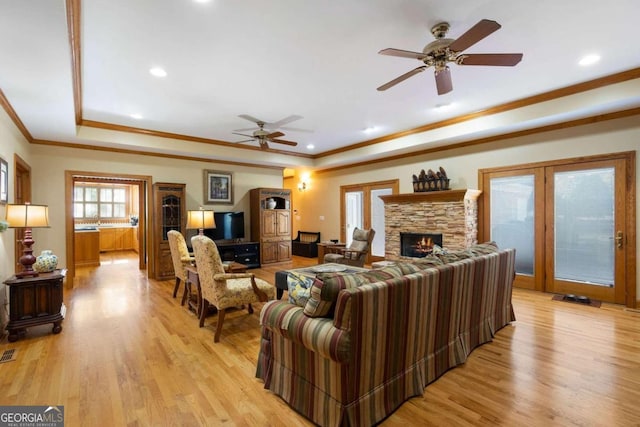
[74,230,100,266]
[99,227,135,252]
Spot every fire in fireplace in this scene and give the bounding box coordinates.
[400,232,443,257]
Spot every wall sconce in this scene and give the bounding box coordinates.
[5,203,50,277]
[297,181,307,192]
[186,208,216,236]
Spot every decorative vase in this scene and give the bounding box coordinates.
[34,250,58,273]
[266,198,277,209]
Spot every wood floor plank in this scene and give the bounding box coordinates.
[1,252,639,426]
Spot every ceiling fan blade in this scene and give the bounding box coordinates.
[435,67,453,95]
[233,126,259,132]
[238,114,263,124]
[448,19,501,52]
[267,115,303,129]
[377,66,428,91]
[266,131,285,139]
[269,138,298,147]
[232,132,255,138]
[459,53,523,66]
[280,126,314,133]
[378,48,427,60]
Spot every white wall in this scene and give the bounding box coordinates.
[294,115,640,298]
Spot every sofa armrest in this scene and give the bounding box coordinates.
[260,300,351,363]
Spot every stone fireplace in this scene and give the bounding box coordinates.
[380,189,481,260]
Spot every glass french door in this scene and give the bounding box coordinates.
[344,191,363,246]
[341,180,399,262]
[545,160,627,303]
[488,169,544,291]
[482,153,633,305]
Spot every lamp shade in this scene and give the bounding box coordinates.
[186,210,216,231]
[6,204,50,228]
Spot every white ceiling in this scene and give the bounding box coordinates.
[1,0,639,169]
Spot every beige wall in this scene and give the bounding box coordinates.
[1,104,638,304]
[27,145,284,269]
[0,108,32,330]
[292,115,640,299]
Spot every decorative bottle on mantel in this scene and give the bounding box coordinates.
[34,250,58,273]
[266,198,277,209]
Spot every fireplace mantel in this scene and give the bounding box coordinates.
[380,189,481,204]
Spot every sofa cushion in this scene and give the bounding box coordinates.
[287,272,315,306]
[394,262,423,275]
[409,254,444,269]
[304,267,404,318]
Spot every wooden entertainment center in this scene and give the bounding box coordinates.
[250,188,292,265]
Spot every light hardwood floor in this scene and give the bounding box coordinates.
[1,252,639,426]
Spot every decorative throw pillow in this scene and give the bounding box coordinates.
[287,272,315,307]
[436,248,475,264]
[431,244,448,254]
[469,241,499,256]
[304,268,397,318]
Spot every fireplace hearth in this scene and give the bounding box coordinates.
[400,232,443,258]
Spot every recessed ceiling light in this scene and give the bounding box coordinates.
[578,54,600,66]
[306,144,315,150]
[130,114,143,120]
[193,0,211,3]
[149,67,167,77]
[363,126,377,134]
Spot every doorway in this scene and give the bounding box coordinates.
[13,155,31,275]
[64,171,152,288]
[479,151,636,306]
[340,179,399,263]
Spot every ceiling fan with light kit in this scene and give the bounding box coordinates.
[377,19,523,95]
[232,114,302,149]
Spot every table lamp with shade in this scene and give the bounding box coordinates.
[186,209,215,236]
[5,203,50,277]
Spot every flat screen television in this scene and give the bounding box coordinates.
[203,211,245,241]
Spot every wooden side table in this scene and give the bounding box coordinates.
[3,269,67,342]
[184,265,201,314]
[317,242,345,263]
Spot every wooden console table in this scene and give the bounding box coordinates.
[3,269,67,342]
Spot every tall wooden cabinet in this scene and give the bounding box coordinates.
[250,188,292,265]
[152,183,186,280]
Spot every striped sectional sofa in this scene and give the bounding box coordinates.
[256,243,516,426]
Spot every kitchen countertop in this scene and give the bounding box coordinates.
[75,224,137,231]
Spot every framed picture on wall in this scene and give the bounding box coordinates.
[204,170,233,204]
[0,157,8,204]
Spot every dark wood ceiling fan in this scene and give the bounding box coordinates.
[377,19,523,95]
[232,115,299,150]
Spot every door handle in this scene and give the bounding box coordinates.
[615,231,623,249]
